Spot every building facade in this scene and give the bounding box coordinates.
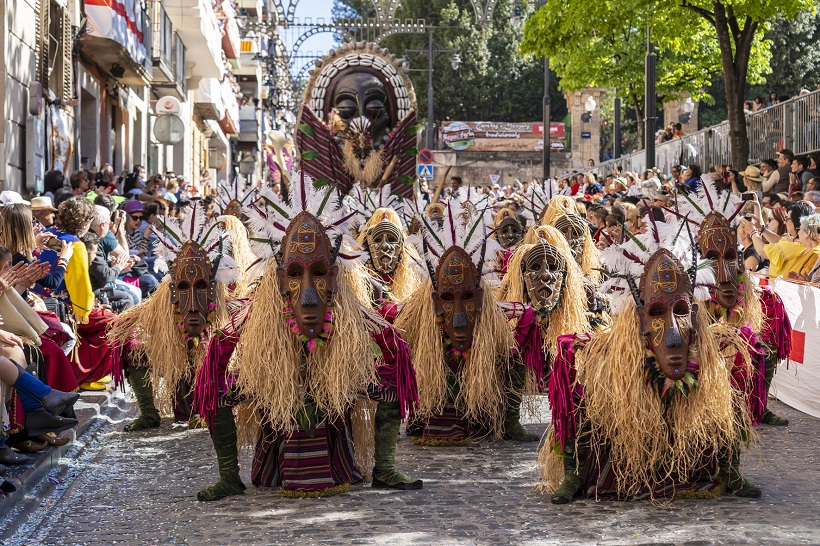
[1,0,275,195]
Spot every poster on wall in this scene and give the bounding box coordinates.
[441,121,566,152]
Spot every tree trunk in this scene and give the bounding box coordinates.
[713,2,751,169]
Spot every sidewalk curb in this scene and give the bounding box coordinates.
[0,388,129,516]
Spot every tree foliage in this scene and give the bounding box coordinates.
[520,0,812,167]
[332,0,567,124]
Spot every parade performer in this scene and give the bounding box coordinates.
[396,199,539,445]
[543,216,761,503]
[352,185,422,303]
[498,225,589,380]
[107,203,236,431]
[674,174,790,426]
[215,178,258,297]
[194,175,420,501]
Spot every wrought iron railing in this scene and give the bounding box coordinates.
[584,89,820,178]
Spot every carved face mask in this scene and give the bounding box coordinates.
[637,249,698,380]
[522,243,567,315]
[328,71,392,151]
[699,211,742,310]
[432,247,484,351]
[496,216,524,248]
[277,212,339,341]
[554,213,588,263]
[366,220,404,275]
[170,241,216,338]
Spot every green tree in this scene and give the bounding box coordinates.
[521,0,811,168]
[333,0,567,127]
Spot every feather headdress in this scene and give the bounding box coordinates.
[521,179,560,225]
[153,201,238,286]
[215,175,256,217]
[413,197,499,281]
[598,216,713,315]
[673,173,744,231]
[349,183,406,233]
[245,170,362,268]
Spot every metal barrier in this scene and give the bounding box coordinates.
[584,89,820,178]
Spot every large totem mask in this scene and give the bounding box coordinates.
[637,249,698,380]
[329,71,393,151]
[432,247,484,351]
[366,217,404,276]
[522,243,567,315]
[277,211,339,341]
[496,216,524,249]
[554,213,588,264]
[170,241,216,338]
[698,211,742,310]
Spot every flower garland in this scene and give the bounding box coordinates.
[436,315,471,362]
[284,300,335,353]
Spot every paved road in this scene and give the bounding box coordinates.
[2,398,819,546]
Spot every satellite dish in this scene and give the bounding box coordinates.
[155,96,182,115]
[209,149,227,170]
[153,114,185,145]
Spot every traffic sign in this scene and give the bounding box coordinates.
[417,164,435,180]
[418,148,434,164]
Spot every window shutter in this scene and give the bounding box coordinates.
[60,8,72,103]
[35,0,51,87]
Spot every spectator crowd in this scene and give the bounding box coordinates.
[0,163,228,493]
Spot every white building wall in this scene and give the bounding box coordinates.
[4,0,38,192]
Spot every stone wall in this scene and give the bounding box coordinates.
[430,150,571,188]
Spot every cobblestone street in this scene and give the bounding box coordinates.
[2,396,819,546]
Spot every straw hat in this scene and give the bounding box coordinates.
[30,196,57,211]
[741,165,764,183]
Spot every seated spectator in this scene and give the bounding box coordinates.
[70,171,90,196]
[752,202,820,278]
[82,232,134,312]
[737,216,768,272]
[43,170,66,199]
[31,197,58,229]
[679,164,702,193]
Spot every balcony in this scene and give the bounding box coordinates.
[220,4,241,60]
[237,105,259,144]
[150,2,187,100]
[236,0,264,17]
[164,0,223,79]
[235,38,261,79]
[194,77,225,120]
[218,78,239,135]
[80,0,153,85]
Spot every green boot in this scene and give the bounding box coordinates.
[198,406,246,501]
[372,401,422,490]
[761,353,788,426]
[124,366,161,432]
[503,365,539,442]
[551,441,585,504]
[718,444,761,498]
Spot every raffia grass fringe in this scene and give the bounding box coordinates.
[350,397,377,479]
[278,483,351,498]
[573,305,748,499]
[233,267,376,435]
[411,438,471,447]
[395,279,513,440]
[106,279,227,415]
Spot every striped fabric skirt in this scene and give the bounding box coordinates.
[583,441,720,500]
[251,416,361,492]
[420,403,468,443]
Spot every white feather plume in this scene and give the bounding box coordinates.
[676,173,743,232]
[244,170,362,266]
[153,201,237,284]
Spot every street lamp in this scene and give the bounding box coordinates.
[679,97,695,125]
[581,96,596,122]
